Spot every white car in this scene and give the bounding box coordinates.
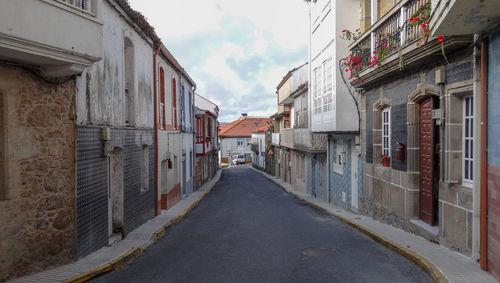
[232,154,246,165]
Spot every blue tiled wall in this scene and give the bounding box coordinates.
[329,135,353,209]
[489,26,500,167]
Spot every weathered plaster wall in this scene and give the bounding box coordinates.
[181,132,195,195]
[158,131,182,207]
[76,1,154,128]
[0,66,76,281]
[220,137,252,161]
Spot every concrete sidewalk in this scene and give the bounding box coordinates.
[9,170,222,283]
[251,167,498,283]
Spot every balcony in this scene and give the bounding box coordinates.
[279,128,327,152]
[348,0,471,88]
[271,133,280,146]
[0,0,103,77]
[294,128,327,152]
[430,0,500,37]
[280,128,294,149]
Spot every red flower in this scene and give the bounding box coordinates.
[380,154,384,157]
[421,23,427,28]
[437,36,445,43]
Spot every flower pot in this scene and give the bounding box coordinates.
[381,161,390,167]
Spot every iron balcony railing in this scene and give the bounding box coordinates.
[350,0,427,72]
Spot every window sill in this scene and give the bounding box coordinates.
[333,164,344,175]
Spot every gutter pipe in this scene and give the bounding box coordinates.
[153,45,161,216]
[480,37,488,271]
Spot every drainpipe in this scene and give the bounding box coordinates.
[153,45,161,216]
[480,38,488,271]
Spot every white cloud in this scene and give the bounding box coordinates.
[128,0,309,122]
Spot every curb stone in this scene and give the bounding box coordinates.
[249,166,448,283]
[62,170,223,283]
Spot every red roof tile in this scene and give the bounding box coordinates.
[219,117,271,137]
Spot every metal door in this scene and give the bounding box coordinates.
[419,98,435,225]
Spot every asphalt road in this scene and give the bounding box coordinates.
[92,166,431,283]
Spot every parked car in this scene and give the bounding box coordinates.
[232,154,246,165]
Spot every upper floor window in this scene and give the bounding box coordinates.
[237,139,244,147]
[322,57,333,112]
[124,37,135,126]
[172,78,177,130]
[463,96,474,184]
[382,108,391,156]
[313,66,322,114]
[159,67,166,129]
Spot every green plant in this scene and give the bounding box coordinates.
[408,0,431,46]
[380,154,390,164]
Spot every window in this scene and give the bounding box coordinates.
[124,37,135,126]
[141,145,149,192]
[313,66,322,114]
[333,140,345,175]
[237,139,244,147]
[180,84,185,130]
[463,96,474,184]
[322,57,333,112]
[382,108,391,157]
[159,67,166,129]
[172,78,177,130]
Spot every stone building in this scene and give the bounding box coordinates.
[0,0,102,280]
[74,0,158,258]
[307,0,362,209]
[194,94,219,189]
[347,0,486,261]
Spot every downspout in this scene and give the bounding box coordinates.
[480,37,488,271]
[153,45,161,216]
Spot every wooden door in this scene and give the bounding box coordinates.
[419,98,435,225]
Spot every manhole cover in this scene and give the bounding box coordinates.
[301,247,336,257]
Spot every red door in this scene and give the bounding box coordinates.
[419,98,435,225]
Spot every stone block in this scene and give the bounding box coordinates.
[382,180,391,207]
[449,151,462,182]
[373,129,381,145]
[447,95,464,124]
[405,190,419,218]
[363,162,373,176]
[441,201,468,253]
[439,181,458,204]
[390,185,405,215]
[374,165,391,182]
[362,175,373,198]
[401,172,419,190]
[406,148,420,172]
[373,178,383,203]
[392,170,401,185]
[457,187,473,210]
[446,124,463,151]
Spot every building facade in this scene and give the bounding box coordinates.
[251,132,267,170]
[194,94,219,189]
[219,116,270,165]
[308,0,362,210]
[0,0,102,280]
[74,0,159,258]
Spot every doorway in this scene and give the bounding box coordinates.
[108,149,124,236]
[419,97,439,225]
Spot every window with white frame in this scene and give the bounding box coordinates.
[463,96,474,184]
[237,139,244,147]
[333,140,345,175]
[322,57,333,112]
[313,66,322,114]
[382,108,391,157]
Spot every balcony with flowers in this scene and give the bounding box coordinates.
[345,0,472,89]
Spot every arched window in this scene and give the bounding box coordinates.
[159,67,165,129]
[172,78,177,130]
[124,37,135,126]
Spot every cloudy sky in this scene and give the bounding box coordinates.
[128,0,309,122]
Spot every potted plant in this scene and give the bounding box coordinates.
[380,154,391,167]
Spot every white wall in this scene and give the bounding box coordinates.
[220,137,252,160]
[76,1,154,128]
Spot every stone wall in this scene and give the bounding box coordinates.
[0,65,77,281]
[360,54,476,257]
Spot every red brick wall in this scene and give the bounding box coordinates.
[488,164,500,281]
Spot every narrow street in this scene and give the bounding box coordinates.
[92,166,430,283]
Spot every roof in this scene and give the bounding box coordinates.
[111,0,161,46]
[276,62,308,92]
[219,117,271,137]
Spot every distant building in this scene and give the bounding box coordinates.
[194,94,219,189]
[219,115,271,164]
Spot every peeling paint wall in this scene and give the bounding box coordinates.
[76,1,154,128]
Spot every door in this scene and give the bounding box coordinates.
[419,98,435,225]
[108,149,124,236]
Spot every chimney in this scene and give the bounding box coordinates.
[242,113,248,117]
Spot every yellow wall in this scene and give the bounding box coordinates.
[278,78,291,105]
[360,0,371,32]
[378,0,393,19]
